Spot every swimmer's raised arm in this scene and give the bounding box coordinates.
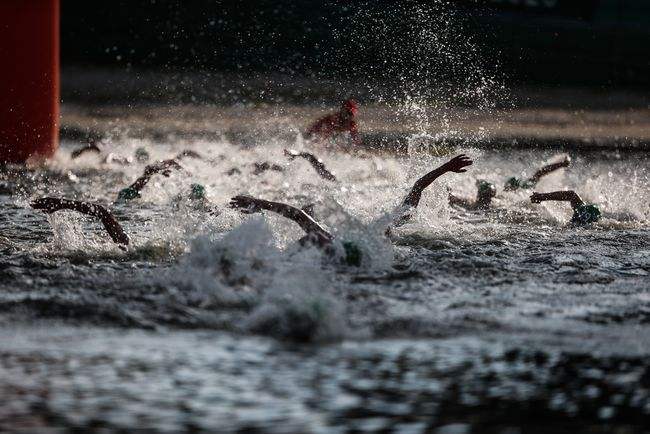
[530,190,584,210]
[71,143,101,159]
[529,156,571,183]
[131,159,183,191]
[284,149,337,181]
[229,195,333,245]
[117,159,183,201]
[402,154,473,208]
[31,197,130,246]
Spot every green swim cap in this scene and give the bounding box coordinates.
[342,241,362,267]
[505,177,521,190]
[571,204,601,225]
[476,180,496,198]
[135,147,150,163]
[117,186,140,201]
[190,183,206,200]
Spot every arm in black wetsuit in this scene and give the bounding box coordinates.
[529,156,571,183]
[393,154,473,226]
[31,197,130,246]
[284,149,337,181]
[229,195,333,246]
[530,190,584,211]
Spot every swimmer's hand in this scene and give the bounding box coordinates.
[229,195,262,214]
[530,192,544,203]
[442,154,473,173]
[284,149,300,160]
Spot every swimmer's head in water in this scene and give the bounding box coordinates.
[571,203,601,225]
[190,183,206,200]
[117,187,140,202]
[342,241,362,267]
[504,177,536,191]
[476,180,496,202]
[135,147,150,163]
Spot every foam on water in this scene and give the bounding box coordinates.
[2,132,647,346]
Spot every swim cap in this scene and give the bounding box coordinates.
[117,186,140,201]
[342,241,362,267]
[343,99,359,115]
[505,177,521,190]
[571,204,601,225]
[190,183,206,200]
[135,147,150,163]
[476,180,496,198]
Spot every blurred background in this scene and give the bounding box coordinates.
[61,0,650,87]
[58,0,650,149]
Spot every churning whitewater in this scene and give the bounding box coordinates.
[1,136,648,346]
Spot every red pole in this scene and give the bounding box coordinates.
[0,0,60,164]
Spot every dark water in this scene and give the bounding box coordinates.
[1,138,648,432]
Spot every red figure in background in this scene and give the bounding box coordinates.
[0,0,60,164]
[305,99,361,148]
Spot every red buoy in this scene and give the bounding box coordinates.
[0,0,60,164]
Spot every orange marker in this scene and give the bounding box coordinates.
[0,0,59,164]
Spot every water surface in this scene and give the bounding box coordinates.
[1,137,648,432]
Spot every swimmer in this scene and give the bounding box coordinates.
[116,159,183,202]
[284,149,337,181]
[229,154,472,265]
[397,154,473,225]
[505,155,571,191]
[448,180,497,210]
[305,99,361,148]
[30,197,130,246]
[530,190,601,225]
[172,183,219,215]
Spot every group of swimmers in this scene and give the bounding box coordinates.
[29,100,601,264]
